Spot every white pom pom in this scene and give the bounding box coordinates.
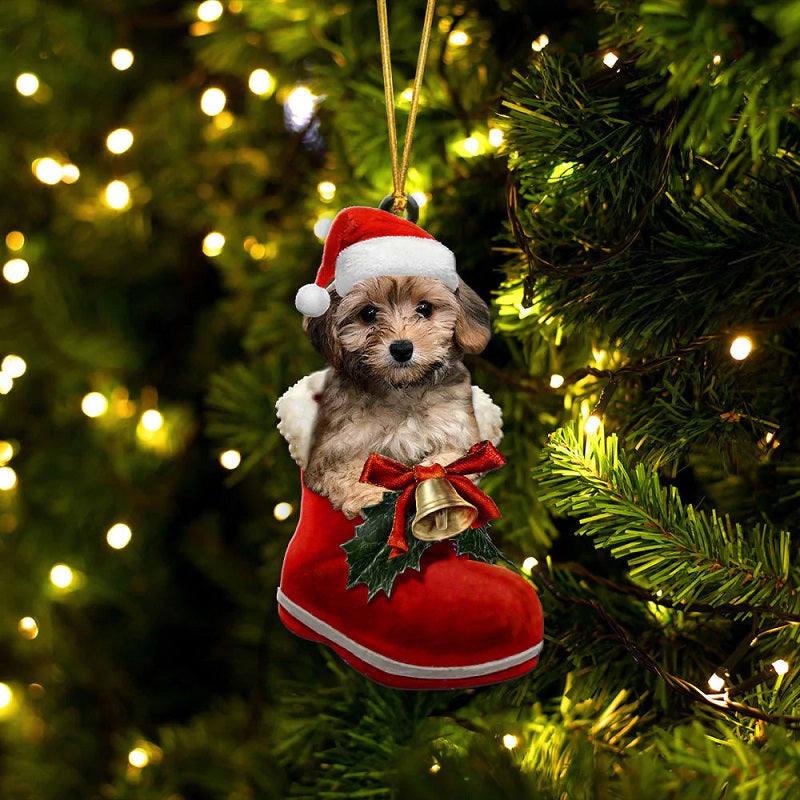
[295,283,331,317]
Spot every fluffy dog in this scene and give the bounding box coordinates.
[303,275,491,519]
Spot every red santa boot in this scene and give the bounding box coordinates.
[276,371,544,690]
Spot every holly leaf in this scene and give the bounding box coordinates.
[456,524,517,570]
[341,491,432,601]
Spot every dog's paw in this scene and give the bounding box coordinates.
[341,484,385,519]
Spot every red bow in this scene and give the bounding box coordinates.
[359,441,506,558]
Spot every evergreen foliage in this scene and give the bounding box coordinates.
[2,0,800,797]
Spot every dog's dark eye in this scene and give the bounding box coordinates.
[416,301,433,318]
[359,305,378,323]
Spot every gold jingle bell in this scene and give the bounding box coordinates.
[411,477,478,541]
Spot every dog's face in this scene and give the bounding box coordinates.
[305,275,490,388]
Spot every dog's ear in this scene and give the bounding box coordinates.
[454,280,491,354]
[303,286,343,367]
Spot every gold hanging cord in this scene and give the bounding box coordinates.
[377,0,436,215]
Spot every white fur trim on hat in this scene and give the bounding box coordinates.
[276,368,502,470]
[333,236,457,296]
[295,283,331,317]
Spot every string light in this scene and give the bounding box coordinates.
[219,449,241,470]
[273,502,293,521]
[200,87,227,116]
[60,164,80,184]
[3,258,29,283]
[502,734,519,750]
[104,180,131,210]
[6,231,24,250]
[81,391,108,417]
[584,414,602,435]
[49,564,74,589]
[284,86,319,132]
[1,355,27,378]
[18,617,39,640]
[0,467,17,491]
[410,191,427,208]
[447,30,470,46]
[602,51,619,68]
[488,128,504,147]
[522,556,538,574]
[15,73,40,96]
[33,157,63,185]
[0,441,12,463]
[317,181,337,202]
[106,128,134,154]
[400,87,414,103]
[197,0,224,21]
[549,374,565,389]
[462,136,480,156]
[0,683,12,710]
[248,68,275,96]
[531,33,549,52]
[128,747,150,768]
[106,523,133,550]
[141,410,163,432]
[773,659,790,676]
[712,54,722,65]
[707,672,726,692]
[729,335,753,361]
[202,231,225,256]
[429,762,441,774]
[0,375,12,395]
[111,48,134,71]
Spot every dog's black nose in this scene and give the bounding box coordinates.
[389,339,414,363]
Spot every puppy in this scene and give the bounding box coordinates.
[303,274,491,519]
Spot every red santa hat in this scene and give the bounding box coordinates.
[295,206,458,316]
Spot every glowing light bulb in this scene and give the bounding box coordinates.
[202,231,225,256]
[1,355,26,378]
[141,410,163,431]
[197,0,224,21]
[60,164,80,184]
[18,617,39,639]
[712,54,722,65]
[410,191,428,208]
[584,414,602,435]
[522,556,539,574]
[106,128,134,154]
[111,48,134,71]
[400,87,414,103]
[531,33,549,52]
[273,502,293,521]
[200,87,227,116]
[502,734,519,750]
[773,659,790,676]
[3,258,29,283]
[462,137,480,156]
[107,523,132,550]
[0,466,17,491]
[33,157,63,185]
[284,86,319,132]
[105,180,130,210]
[603,51,619,68]
[6,231,24,250]
[219,449,241,470]
[0,441,12,463]
[82,392,108,417]
[448,30,470,46]
[16,73,40,96]
[729,336,752,361]
[317,181,336,202]
[429,763,441,774]
[549,374,565,389]
[488,128,504,147]
[128,747,149,768]
[314,216,333,241]
[0,683,12,709]
[49,564,74,588]
[707,673,726,692]
[0,375,12,395]
[248,68,275,96]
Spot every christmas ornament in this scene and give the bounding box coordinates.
[274,0,543,689]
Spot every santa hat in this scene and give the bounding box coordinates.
[295,206,458,316]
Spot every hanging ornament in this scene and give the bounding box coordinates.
[275,0,543,690]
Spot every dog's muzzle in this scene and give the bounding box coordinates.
[389,339,414,363]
